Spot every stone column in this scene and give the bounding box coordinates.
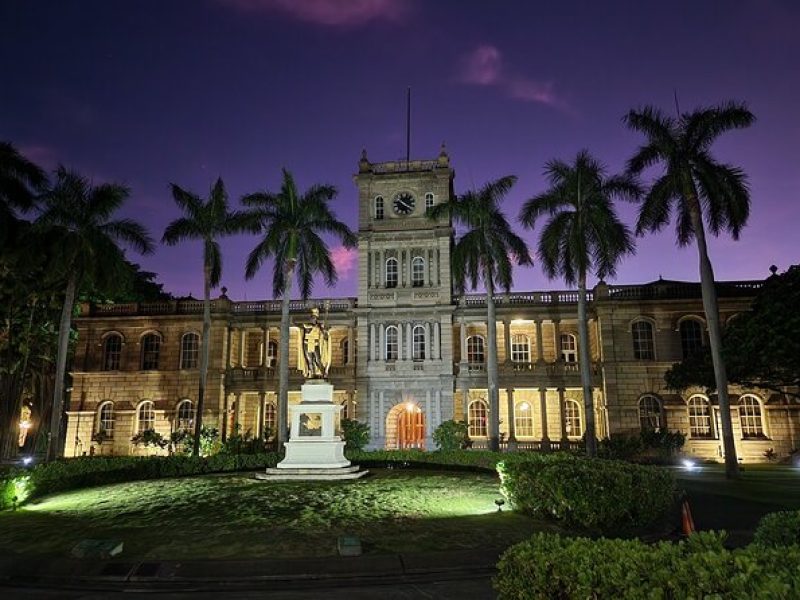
[424,322,432,361]
[239,329,246,367]
[225,326,233,368]
[558,388,568,443]
[262,326,269,367]
[459,319,467,365]
[535,320,545,364]
[233,392,242,435]
[425,389,433,449]
[539,388,550,449]
[379,249,385,287]
[406,322,412,360]
[257,392,266,438]
[461,382,470,424]
[506,388,517,450]
[553,320,561,362]
[379,323,385,361]
[433,321,441,360]
[504,319,512,364]
[397,322,403,360]
[369,323,376,361]
[347,325,355,364]
[378,391,385,440]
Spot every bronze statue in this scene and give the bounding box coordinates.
[300,308,331,379]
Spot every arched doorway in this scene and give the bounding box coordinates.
[386,402,425,449]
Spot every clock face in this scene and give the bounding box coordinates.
[393,192,415,215]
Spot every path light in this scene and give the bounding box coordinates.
[682,458,697,471]
[495,498,505,512]
[21,456,32,466]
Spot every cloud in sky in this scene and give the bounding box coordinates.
[331,246,357,279]
[458,44,567,112]
[217,0,410,27]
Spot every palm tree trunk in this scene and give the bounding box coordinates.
[577,272,597,457]
[193,265,212,456]
[277,261,295,447]
[484,270,500,452]
[47,274,77,461]
[688,197,739,479]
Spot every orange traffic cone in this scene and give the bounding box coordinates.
[681,499,696,535]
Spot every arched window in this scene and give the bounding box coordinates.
[267,340,278,366]
[560,333,577,363]
[263,402,277,440]
[632,320,655,360]
[137,401,155,433]
[467,335,485,364]
[515,401,534,437]
[102,334,123,371]
[688,395,713,438]
[385,257,398,288]
[511,334,530,363]
[340,400,350,421]
[680,319,704,359]
[564,399,582,438]
[141,333,161,370]
[180,332,199,369]
[341,338,350,365]
[385,325,399,360]
[639,395,662,431]
[96,401,114,438]
[374,196,384,220]
[412,325,426,360]
[175,400,194,431]
[425,192,434,211]
[468,399,488,437]
[411,256,425,287]
[739,394,765,438]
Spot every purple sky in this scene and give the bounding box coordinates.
[2,0,798,300]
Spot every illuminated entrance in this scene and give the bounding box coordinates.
[386,402,426,449]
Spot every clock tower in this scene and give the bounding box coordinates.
[353,146,457,449]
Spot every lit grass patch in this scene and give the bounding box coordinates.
[0,469,546,560]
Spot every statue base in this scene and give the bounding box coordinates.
[257,381,368,481]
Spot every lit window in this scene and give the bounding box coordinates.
[425,192,434,211]
[560,333,577,363]
[97,401,114,438]
[412,325,426,360]
[263,402,277,440]
[141,333,161,370]
[468,399,488,437]
[511,334,531,363]
[680,319,704,359]
[632,321,655,360]
[515,401,534,437]
[564,399,582,438]
[137,401,155,433]
[267,341,278,366]
[385,325,399,360]
[467,335,485,364]
[102,334,123,371]
[375,196,384,220]
[176,400,194,431]
[180,333,199,369]
[739,394,765,438]
[411,256,425,287]
[638,395,662,431]
[688,395,713,438]
[385,257,398,288]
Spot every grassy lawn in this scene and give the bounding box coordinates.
[673,464,800,538]
[0,469,547,560]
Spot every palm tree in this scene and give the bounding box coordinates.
[0,141,47,249]
[520,150,639,457]
[37,167,154,460]
[162,178,253,456]
[624,101,755,479]
[243,169,357,446]
[429,176,532,452]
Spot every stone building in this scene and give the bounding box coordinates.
[65,149,800,462]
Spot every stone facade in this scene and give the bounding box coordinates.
[64,150,800,462]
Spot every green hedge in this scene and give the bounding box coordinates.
[346,449,502,471]
[495,531,800,599]
[497,453,677,535]
[0,452,280,511]
[753,510,800,547]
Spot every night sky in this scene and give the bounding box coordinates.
[2,0,798,300]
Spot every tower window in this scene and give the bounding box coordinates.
[375,196,384,220]
[411,256,425,287]
[412,324,426,360]
[385,325,399,360]
[425,192,434,211]
[385,257,398,288]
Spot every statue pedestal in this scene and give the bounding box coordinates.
[257,380,368,481]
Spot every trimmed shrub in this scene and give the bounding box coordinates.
[495,531,800,599]
[432,420,469,451]
[346,449,502,471]
[497,453,677,535]
[341,419,370,451]
[598,430,686,463]
[753,510,800,547]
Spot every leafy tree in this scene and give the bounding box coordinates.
[162,178,252,456]
[243,169,357,445]
[429,176,532,452]
[36,167,154,460]
[625,101,755,478]
[0,141,46,250]
[520,150,638,457]
[666,265,800,398]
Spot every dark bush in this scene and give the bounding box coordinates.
[432,420,469,451]
[753,510,800,547]
[341,419,370,451]
[598,430,686,463]
[497,453,677,535]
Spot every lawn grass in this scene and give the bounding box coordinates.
[0,469,548,560]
